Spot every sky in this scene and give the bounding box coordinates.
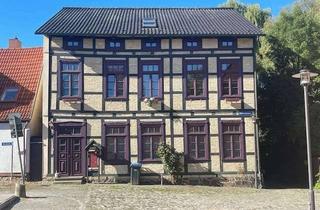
[0,0,295,48]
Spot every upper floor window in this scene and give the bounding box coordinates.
[59,60,82,100]
[139,122,164,162]
[219,59,242,99]
[104,60,127,100]
[221,121,245,161]
[184,39,201,49]
[219,38,235,48]
[143,39,160,50]
[64,37,83,49]
[184,60,207,99]
[140,61,162,99]
[106,39,123,50]
[104,123,129,164]
[0,87,19,102]
[185,121,209,162]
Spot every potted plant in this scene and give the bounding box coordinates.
[143,97,159,107]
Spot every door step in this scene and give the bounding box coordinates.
[54,176,85,184]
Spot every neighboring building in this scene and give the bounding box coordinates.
[36,8,263,183]
[0,38,42,179]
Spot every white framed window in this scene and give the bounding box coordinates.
[1,87,19,101]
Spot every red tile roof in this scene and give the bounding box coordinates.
[0,47,43,121]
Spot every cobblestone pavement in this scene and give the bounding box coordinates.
[1,183,319,210]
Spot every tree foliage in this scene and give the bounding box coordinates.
[221,0,320,186]
[220,0,271,28]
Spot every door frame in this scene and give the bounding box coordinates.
[53,121,87,177]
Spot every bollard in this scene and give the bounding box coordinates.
[15,182,26,198]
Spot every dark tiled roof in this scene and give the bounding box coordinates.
[0,47,43,121]
[35,8,263,37]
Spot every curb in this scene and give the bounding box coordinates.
[0,195,20,210]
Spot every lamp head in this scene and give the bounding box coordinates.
[292,69,318,86]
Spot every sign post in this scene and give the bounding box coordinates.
[8,113,26,198]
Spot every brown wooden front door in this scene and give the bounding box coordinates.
[57,137,84,176]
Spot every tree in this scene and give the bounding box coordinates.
[221,0,320,186]
[220,0,271,28]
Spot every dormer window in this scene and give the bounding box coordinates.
[1,87,19,102]
[219,38,235,48]
[64,37,83,49]
[142,18,157,28]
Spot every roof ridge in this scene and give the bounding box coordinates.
[0,47,42,50]
[61,7,235,10]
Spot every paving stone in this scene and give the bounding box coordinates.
[1,183,319,210]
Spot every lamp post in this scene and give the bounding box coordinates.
[292,69,318,210]
[252,115,262,189]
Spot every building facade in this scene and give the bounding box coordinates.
[37,8,262,183]
[0,39,42,179]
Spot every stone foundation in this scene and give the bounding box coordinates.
[221,175,255,187]
[0,176,20,185]
[85,173,254,187]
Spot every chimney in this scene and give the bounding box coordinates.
[9,38,21,49]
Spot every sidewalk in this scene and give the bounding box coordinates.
[0,185,17,209]
[0,192,14,203]
[0,184,14,201]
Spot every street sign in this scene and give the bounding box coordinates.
[238,111,253,117]
[8,113,23,138]
[1,142,13,146]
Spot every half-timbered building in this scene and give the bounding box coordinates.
[36,8,263,184]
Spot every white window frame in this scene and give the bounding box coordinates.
[1,87,19,101]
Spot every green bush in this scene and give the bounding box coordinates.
[314,172,320,190]
[157,143,184,184]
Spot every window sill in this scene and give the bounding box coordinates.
[221,96,242,102]
[139,159,162,164]
[60,97,82,102]
[185,158,210,163]
[222,158,246,162]
[105,97,128,101]
[185,96,208,100]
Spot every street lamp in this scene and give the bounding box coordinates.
[252,115,262,189]
[292,69,318,210]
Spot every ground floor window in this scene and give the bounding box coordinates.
[139,122,164,162]
[220,120,245,161]
[184,120,209,162]
[103,123,129,164]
